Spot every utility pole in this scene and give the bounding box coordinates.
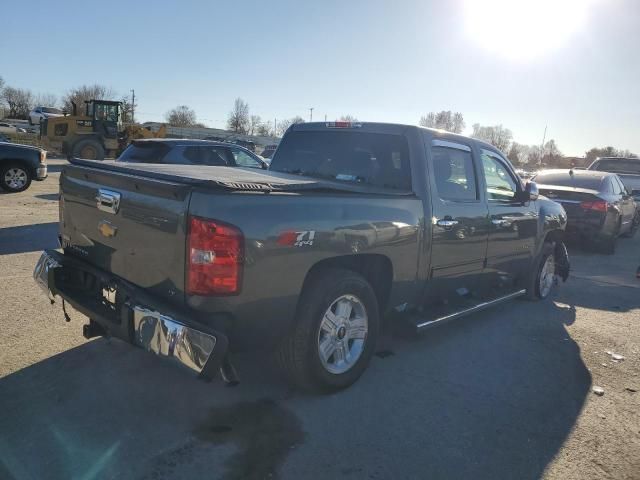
[309,107,314,122]
[130,89,135,124]
[274,118,277,136]
[539,125,547,167]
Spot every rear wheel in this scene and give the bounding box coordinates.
[71,138,105,160]
[0,163,32,192]
[622,213,639,238]
[277,268,380,392]
[526,242,556,300]
[599,219,621,254]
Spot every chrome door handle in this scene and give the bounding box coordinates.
[436,219,459,227]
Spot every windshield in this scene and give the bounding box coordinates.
[41,107,62,114]
[593,159,640,175]
[270,130,412,191]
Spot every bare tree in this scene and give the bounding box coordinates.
[419,111,465,133]
[2,87,34,119]
[63,84,115,114]
[276,116,305,137]
[119,95,138,124]
[452,112,465,133]
[165,105,197,127]
[34,93,59,108]
[585,146,638,164]
[339,115,358,122]
[542,139,563,167]
[255,122,272,136]
[471,123,513,152]
[419,112,436,128]
[227,97,250,134]
[248,115,262,136]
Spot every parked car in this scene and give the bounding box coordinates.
[0,142,47,192]
[0,122,18,134]
[117,139,268,169]
[34,122,569,392]
[588,157,640,200]
[28,106,64,125]
[261,144,278,160]
[533,169,638,253]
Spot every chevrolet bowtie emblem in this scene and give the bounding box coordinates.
[98,220,117,238]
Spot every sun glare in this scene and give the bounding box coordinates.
[463,0,597,61]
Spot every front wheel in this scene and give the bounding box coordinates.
[0,163,32,192]
[277,268,380,392]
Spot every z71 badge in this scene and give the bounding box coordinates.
[277,230,316,247]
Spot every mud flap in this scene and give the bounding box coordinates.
[554,242,570,282]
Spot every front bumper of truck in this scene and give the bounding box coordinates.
[33,249,230,382]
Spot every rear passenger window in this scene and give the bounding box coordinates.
[431,144,477,201]
[481,151,519,201]
[182,147,230,166]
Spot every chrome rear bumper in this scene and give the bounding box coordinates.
[131,305,217,374]
[33,249,228,381]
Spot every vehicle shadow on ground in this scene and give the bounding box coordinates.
[562,237,640,313]
[34,193,59,201]
[0,299,589,480]
[0,222,58,255]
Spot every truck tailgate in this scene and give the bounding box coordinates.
[60,163,192,305]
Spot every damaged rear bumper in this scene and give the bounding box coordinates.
[33,249,229,381]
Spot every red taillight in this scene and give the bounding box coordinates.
[187,216,243,296]
[580,200,608,212]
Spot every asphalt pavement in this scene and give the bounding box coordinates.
[0,159,638,480]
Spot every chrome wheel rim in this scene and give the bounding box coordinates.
[539,255,556,298]
[4,168,27,190]
[317,294,368,375]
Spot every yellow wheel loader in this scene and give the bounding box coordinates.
[41,100,165,160]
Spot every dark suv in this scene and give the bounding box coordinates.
[117,139,267,169]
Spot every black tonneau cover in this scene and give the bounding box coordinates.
[70,159,412,195]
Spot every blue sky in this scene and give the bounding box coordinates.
[1,0,638,155]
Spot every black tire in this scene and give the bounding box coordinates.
[71,138,105,160]
[599,219,621,254]
[621,214,639,238]
[0,162,32,193]
[276,268,380,392]
[526,242,556,300]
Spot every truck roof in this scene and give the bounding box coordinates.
[288,121,501,153]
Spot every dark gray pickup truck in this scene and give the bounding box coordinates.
[34,122,569,391]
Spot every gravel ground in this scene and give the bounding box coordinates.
[0,159,638,480]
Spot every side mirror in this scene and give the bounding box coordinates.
[524,181,539,201]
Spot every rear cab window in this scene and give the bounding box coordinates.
[270,130,412,191]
